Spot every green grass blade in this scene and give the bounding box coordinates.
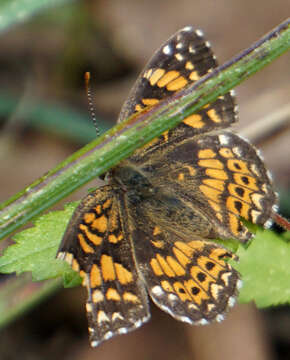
[0,92,109,144]
[0,0,72,33]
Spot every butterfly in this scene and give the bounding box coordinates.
[57,26,277,347]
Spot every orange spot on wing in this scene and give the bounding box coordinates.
[149,68,166,85]
[115,263,133,284]
[78,233,94,253]
[135,104,144,112]
[79,224,102,246]
[161,280,174,292]
[156,254,175,277]
[203,178,225,191]
[83,212,95,224]
[166,256,185,276]
[95,205,102,215]
[198,149,216,158]
[174,242,194,257]
[90,264,102,288]
[173,246,190,267]
[102,199,112,209]
[200,184,222,203]
[157,70,179,87]
[189,71,199,81]
[91,215,108,233]
[108,234,123,243]
[207,108,221,123]
[199,159,224,169]
[101,255,115,281]
[123,292,140,303]
[185,61,194,70]
[142,98,160,106]
[151,240,164,248]
[228,213,242,236]
[183,114,204,128]
[106,288,121,301]
[187,240,205,251]
[72,259,80,272]
[166,76,188,91]
[150,258,164,276]
[178,173,185,181]
[206,168,228,180]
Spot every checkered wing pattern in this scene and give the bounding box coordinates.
[118,26,237,155]
[125,131,277,243]
[130,219,240,324]
[58,186,149,347]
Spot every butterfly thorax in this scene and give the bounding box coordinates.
[110,164,156,202]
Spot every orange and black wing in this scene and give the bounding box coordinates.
[57,186,149,347]
[129,215,240,324]
[118,26,237,154]
[132,131,277,242]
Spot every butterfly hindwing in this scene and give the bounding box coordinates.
[129,217,240,324]
[124,131,277,242]
[58,186,150,347]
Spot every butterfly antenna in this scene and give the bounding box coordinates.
[272,212,290,231]
[85,71,100,136]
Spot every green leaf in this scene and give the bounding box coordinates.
[233,228,290,307]
[0,202,81,288]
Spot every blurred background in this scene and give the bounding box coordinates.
[0,0,289,359]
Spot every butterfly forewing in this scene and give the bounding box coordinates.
[118,26,237,159]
